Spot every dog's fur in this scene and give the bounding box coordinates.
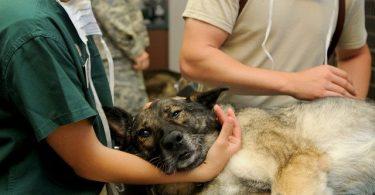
[105,88,375,195]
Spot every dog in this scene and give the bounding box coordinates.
[105,88,375,195]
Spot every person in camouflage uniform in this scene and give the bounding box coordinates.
[92,0,150,115]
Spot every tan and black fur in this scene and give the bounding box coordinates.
[105,88,375,195]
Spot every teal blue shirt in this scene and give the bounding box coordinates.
[0,0,113,194]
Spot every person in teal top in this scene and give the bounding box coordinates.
[0,0,241,194]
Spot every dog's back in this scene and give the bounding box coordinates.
[224,97,375,194]
[295,98,375,194]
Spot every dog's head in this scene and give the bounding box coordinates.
[105,88,228,174]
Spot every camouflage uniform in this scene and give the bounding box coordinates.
[93,0,149,115]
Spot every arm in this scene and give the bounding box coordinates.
[46,106,241,184]
[180,19,289,95]
[336,44,372,99]
[47,119,190,184]
[180,19,356,100]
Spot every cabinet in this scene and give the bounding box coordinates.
[146,29,169,70]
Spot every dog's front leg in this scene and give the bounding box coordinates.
[271,151,332,195]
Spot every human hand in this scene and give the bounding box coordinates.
[285,65,356,100]
[133,51,150,71]
[212,105,242,156]
[188,105,242,182]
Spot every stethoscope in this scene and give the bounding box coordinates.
[261,0,339,68]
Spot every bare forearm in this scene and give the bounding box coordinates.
[47,120,201,185]
[46,114,242,186]
[180,46,290,95]
[77,145,196,184]
[337,45,372,99]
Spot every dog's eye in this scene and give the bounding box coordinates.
[137,129,151,138]
[170,110,181,119]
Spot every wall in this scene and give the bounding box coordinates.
[168,0,187,73]
[366,0,375,99]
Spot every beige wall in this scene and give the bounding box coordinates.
[168,0,187,73]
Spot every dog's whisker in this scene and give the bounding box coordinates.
[149,156,161,164]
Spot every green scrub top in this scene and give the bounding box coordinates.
[0,0,113,194]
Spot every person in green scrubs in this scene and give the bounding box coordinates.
[0,0,241,194]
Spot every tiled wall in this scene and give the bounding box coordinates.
[366,0,375,99]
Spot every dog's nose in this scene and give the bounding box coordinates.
[162,131,183,151]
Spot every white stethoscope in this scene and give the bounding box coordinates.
[57,0,122,193]
[56,0,114,148]
[261,0,339,68]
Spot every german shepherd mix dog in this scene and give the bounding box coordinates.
[104,88,375,195]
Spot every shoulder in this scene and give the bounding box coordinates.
[0,0,69,78]
[183,0,240,34]
[0,0,63,32]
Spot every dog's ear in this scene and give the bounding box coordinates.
[187,88,229,109]
[103,106,134,148]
